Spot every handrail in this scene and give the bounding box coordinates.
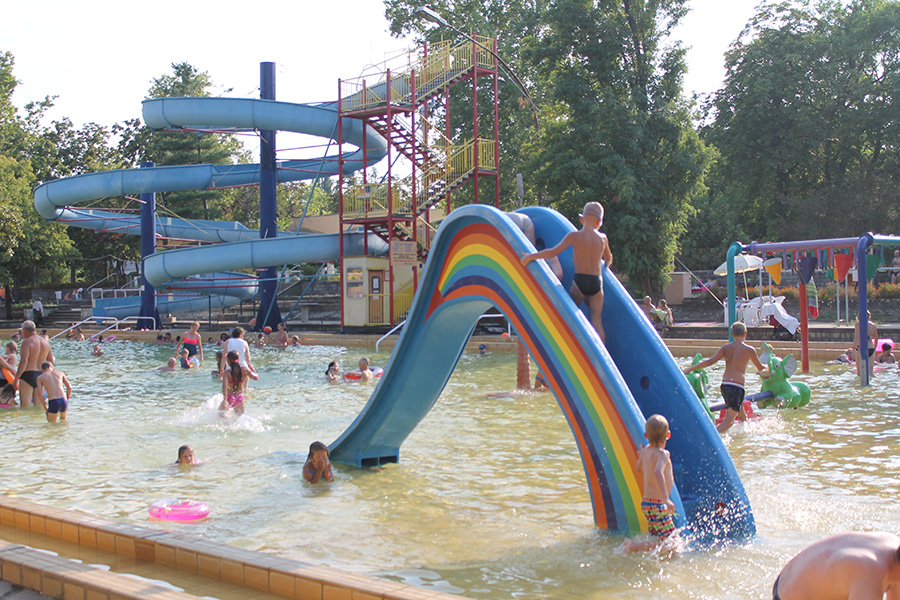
[374,312,509,352]
[86,272,120,293]
[88,316,157,340]
[375,320,406,352]
[50,314,157,340]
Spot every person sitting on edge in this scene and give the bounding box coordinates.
[157,358,177,372]
[175,445,199,467]
[641,296,655,320]
[35,361,72,423]
[682,321,769,434]
[853,311,879,380]
[357,357,374,381]
[773,531,900,600]
[877,340,896,364]
[302,441,334,484]
[521,201,613,343]
[623,414,676,553]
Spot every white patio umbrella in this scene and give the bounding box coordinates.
[714,254,765,298]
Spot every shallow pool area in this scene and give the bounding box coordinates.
[2,338,899,599]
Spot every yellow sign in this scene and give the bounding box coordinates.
[392,241,417,265]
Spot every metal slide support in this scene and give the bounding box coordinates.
[857,234,873,386]
[138,162,161,331]
[256,61,283,331]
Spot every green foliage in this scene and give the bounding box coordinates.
[522,0,711,294]
[700,0,900,249]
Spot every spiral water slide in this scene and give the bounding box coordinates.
[33,95,389,316]
[330,205,755,542]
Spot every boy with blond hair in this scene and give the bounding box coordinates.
[624,414,676,552]
[521,201,613,342]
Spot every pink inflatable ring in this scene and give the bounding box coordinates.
[148,499,210,522]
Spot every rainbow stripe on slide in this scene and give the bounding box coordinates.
[428,223,646,531]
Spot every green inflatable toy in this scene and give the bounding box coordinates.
[684,353,716,420]
[756,343,812,409]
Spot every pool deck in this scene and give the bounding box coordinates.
[0,495,470,600]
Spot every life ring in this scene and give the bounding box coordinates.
[148,499,209,522]
[103,335,116,342]
[343,366,384,380]
[2,366,13,385]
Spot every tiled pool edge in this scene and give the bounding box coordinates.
[0,496,469,600]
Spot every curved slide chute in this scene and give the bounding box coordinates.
[331,205,754,541]
[33,96,389,311]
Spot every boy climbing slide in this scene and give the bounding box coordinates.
[521,202,613,342]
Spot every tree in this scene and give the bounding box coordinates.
[702,0,900,246]
[524,0,712,294]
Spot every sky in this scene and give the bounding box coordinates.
[2,0,760,147]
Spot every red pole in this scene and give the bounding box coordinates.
[799,281,810,372]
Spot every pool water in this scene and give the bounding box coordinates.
[2,339,899,599]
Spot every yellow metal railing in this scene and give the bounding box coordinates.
[478,138,497,171]
[393,290,414,324]
[344,182,414,219]
[340,74,409,113]
[340,36,495,113]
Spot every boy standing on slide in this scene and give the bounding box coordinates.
[521,202,613,343]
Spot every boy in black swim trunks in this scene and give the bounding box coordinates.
[521,201,613,342]
[683,322,768,433]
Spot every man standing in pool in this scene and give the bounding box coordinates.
[683,321,768,433]
[774,531,900,599]
[14,320,54,409]
[521,201,613,343]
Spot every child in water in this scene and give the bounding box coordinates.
[219,350,248,416]
[302,441,334,484]
[36,361,72,423]
[175,445,199,466]
[623,414,677,553]
[0,384,17,408]
[325,362,340,383]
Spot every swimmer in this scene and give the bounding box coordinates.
[220,327,258,380]
[774,531,900,600]
[521,201,613,343]
[290,335,300,346]
[175,445,199,467]
[157,358,177,372]
[877,340,896,364]
[91,344,104,357]
[534,372,549,391]
[302,441,334,484]
[219,350,248,416]
[179,348,195,369]
[273,322,289,347]
[212,350,223,377]
[254,333,266,349]
[478,343,489,355]
[357,357,374,381]
[35,361,71,423]
[0,383,17,407]
[325,362,340,383]
[3,342,17,368]
[853,311,879,380]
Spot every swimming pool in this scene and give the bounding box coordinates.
[2,338,899,599]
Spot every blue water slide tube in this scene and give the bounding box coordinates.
[32,95,389,305]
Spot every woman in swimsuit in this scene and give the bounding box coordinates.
[175,322,203,364]
[219,351,248,416]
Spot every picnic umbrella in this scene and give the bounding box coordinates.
[714,254,765,298]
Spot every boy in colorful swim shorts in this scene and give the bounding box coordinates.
[683,321,769,434]
[521,201,613,343]
[35,361,72,423]
[623,414,676,553]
